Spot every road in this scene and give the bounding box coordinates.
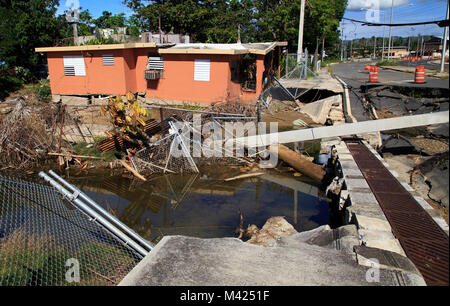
[332,61,449,122]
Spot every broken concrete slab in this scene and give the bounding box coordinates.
[119,235,425,286]
[426,164,449,208]
[344,178,370,191]
[355,215,392,232]
[380,135,424,155]
[416,152,449,208]
[60,95,89,105]
[348,193,387,221]
[358,229,406,256]
[299,95,342,125]
[405,98,423,112]
[376,90,404,100]
[354,245,423,277]
[274,225,360,256]
[427,123,449,138]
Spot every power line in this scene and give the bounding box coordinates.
[342,17,449,27]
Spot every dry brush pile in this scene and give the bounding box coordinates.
[0,98,63,169]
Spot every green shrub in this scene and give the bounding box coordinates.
[376,60,398,67]
[72,142,122,162]
[35,80,51,102]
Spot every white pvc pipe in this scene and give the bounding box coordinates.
[48,170,153,252]
[39,171,150,257]
[227,111,449,148]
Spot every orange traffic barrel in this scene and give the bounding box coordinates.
[369,66,378,83]
[364,65,371,71]
[415,66,425,83]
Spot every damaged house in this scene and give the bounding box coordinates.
[35,41,287,104]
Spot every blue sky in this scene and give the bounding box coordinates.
[340,0,448,39]
[56,0,133,18]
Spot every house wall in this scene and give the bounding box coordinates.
[47,50,131,95]
[142,54,239,104]
[46,48,268,104]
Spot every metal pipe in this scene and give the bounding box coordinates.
[47,170,153,252]
[212,116,256,120]
[387,0,394,60]
[39,171,150,257]
[441,0,449,73]
[142,105,248,117]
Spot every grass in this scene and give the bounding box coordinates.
[376,60,398,67]
[72,142,123,162]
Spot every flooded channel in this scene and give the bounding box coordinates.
[64,166,330,244]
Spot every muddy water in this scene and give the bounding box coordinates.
[64,166,330,244]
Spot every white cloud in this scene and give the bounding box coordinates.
[347,0,410,11]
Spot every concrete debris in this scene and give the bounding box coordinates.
[380,134,425,155]
[414,152,449,208]
[246,216,298,246]
[299,95,342,125]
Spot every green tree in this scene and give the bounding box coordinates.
[0,0,61,72]
[122,0,347,55]
[94,11,127,29]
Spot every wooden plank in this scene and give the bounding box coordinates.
[35,42,157,53]
[120,160,147,181]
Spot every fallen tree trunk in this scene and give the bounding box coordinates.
[268,144,325,182]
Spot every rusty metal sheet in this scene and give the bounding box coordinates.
[345,139,449,286]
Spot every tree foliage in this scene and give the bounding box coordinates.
[0,0,61,72]
[123,0,348,52]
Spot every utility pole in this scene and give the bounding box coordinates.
[237,24,241,44]
[416,34,420,56]
[158,16,162,43]
[373,36,377,58]
[421,36,424,57]
[407,36,410,54]
[350,38,353,59]
[297,0,306,63]
[441,0,449,73]
[387,0,394,60]
[341,22,345,61]
[382,11,386,61]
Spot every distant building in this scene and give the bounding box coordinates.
[423,37,443,56]
[383,48,409,58]
[35,42,287,104]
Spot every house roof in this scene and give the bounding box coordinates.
[158,42,287,55]
[35,42,157,53]
[35,41,287,55]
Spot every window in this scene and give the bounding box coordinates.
[194,59,210,82]
[230,60,240,82]
[63,55,86,76]
[147,56,164,70]
[102,54,114,66]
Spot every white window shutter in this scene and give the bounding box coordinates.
[194,59,210,82]
[147,57,164,70]
[63,55,86,76]
[102,54,114,66]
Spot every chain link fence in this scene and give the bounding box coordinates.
[0,174,143,286]
[282,53,320,80]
